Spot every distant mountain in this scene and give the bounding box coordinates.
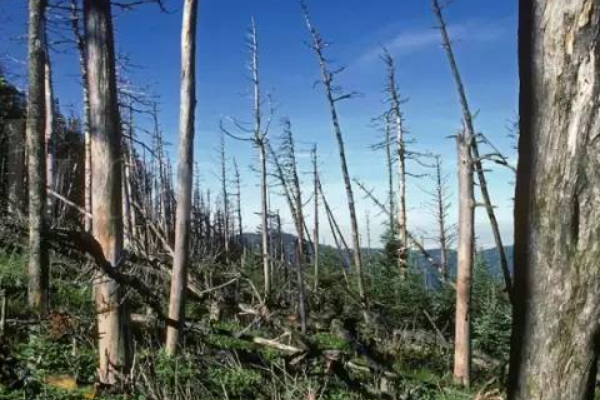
[239,231,513,284]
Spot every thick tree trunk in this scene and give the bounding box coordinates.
[165,0,198,356]
[508,2,600,400]
[84,0,130,384]
[26,0,49,316]
[453,131,475,386]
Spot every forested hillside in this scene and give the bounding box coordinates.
[0,0,599,400]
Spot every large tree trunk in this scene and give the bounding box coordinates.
[508,2,600,399]
[84,0,130,384]
[26,0,49,316]
[453,130,475,386]
[165,0,198,356]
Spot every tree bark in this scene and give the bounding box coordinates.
[508,2,600,399]
[312,145,320,291]
[84,0,130,384]
[453,131,475,386]
[165,0,198,356]
[26,0,49,316]
[44,43,55,220]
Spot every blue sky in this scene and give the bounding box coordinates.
[0,0,518,249]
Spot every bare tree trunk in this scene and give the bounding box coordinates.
[507,2,600,399]
[433,155,451,281]
[453,129,475,386]
[312,145,320,291]
[219,132,230,259]
[431,0,512,301]
[382,50,408,277]
[301,3,366,308]
[233,159,243,245]
[70,0,92,233]
[6,121,26,216]
[165,0,198,356]
[259,140,271,298]
[84,0,130,384]
[26,0,49,316]
[44,41,55,220]
[384,116,395,234]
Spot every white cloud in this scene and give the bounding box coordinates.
[357,20,508,65]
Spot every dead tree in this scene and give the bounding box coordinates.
[381,49,408,277]
[221,18,272,299]
[233,159,243,244]
[508,2,600,400]
[453,124,475,386]
[84,0,130,384]
[301,2,366,308]
[276,118,307,333]
[44,31,56,220]
[26,0,49,315]
[427,155,454,281]
[6,121,26,217]
[219,132,230,257]
[165,0,199,356]
[311,145,319,290]
[69,0,92,232]
[431,0,512,302]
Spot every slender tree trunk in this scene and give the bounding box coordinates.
[70,0,92,233]
[382,50,408,277]
[26,0,49,316]
[219,132,230,259]
[84,0,130,384]
[453,130,475,386]
[44,42,55,220]
[384,116,395,234]
[312,146,320,291]
[302,5,365,309]
[165,0,198,356]
[431,0,512,301]
[433,155,450,281]
[233,159,243,245]
[508,2,600,399]
[259,141,271,298]
[7,121,26,216]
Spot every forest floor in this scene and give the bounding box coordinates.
[0,243,510,400]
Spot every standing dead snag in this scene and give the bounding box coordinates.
[26,0,49,315]
[165,0,199,356]
[453,125,475,386]
[428,155,454,281]
[233,159,243,243]
[508,2,600,400]
[221,18,272,299]
[311,145,319,291]
[381,49,408,277]
[84,0,130,384]
[44,30,56,221]
[430,0,512,302]
[219,132,230,258]
[301,2,366,310]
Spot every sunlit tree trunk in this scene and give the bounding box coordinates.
[453,128,475,386]
[84,0,130,384]
[508,2,600,399]
[26,0,49,316]
[165,0,198,356]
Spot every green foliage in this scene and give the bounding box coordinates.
[207,366,263,398]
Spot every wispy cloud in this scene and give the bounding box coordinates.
[356,19,508,65]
